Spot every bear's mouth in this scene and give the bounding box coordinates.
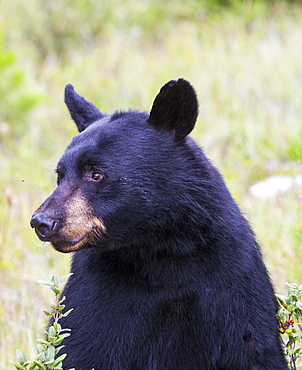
[51,232,90,253]
[33,221,106,253]
[50,224,105,253]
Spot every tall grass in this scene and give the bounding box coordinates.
[0,1,302,368]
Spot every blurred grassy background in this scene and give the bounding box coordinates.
[1,0,302,368]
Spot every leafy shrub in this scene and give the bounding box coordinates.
[14,275,73,370]
[276,283,302,369]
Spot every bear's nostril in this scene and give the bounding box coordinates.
[30,213,59,240]
[51,220,58,231]
[39,222,52,235]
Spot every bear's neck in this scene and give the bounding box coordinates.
[72,239,223,292]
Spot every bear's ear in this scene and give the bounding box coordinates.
[148,79,199,141]
[64,84,105,132]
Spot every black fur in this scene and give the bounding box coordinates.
[31,79,288,369]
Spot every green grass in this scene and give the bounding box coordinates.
[1,1,302,368]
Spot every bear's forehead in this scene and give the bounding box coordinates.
[69,116,112,148]
[68,110,150,149]
[61,111,153,165]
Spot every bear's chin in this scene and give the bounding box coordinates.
[51,234,91,253]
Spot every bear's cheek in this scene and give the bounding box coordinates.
[53,191,106,253]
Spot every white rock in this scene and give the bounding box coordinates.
[249,175,302,199]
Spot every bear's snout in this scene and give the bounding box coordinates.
[30,212,59,241]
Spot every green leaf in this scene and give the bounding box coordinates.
[46,345,56,362]
[57,273,73,285]
[54,345,65,355]
[51,354,67,368]
[53,333,70,345]
[275,294,287,308]
[51,276,58,284]
[28,361,37,370]
[286,282,299,290]
[37,339,50,346]
[14,364,24,370]
[43,310,52,317]
[295,304,302,316]
[59,296,66,304]
[53,322,62,333]
[62,308,73,317]
[37,280,54,287]
[16,349,27,365]
[37,351,46,363]
[288,294,298,302]
[48,326,56,338]
[276,311,286,320]
[286,347,296,355]
[33,360,46,370]
[50,286,60,295]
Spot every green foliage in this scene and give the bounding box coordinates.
[14,275,73,370]
[276,283,302,369]
[286,131,302,162]
[0,32,40,141]
[1,0,292,63]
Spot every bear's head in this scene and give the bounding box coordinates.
[30,79,217,254]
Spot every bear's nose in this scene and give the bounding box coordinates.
[30,212,59,241]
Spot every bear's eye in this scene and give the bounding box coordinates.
[91,171,104,181]
[82,163,106,182]
[83,170,105,182]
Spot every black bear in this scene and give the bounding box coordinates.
[30,79,288,369]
